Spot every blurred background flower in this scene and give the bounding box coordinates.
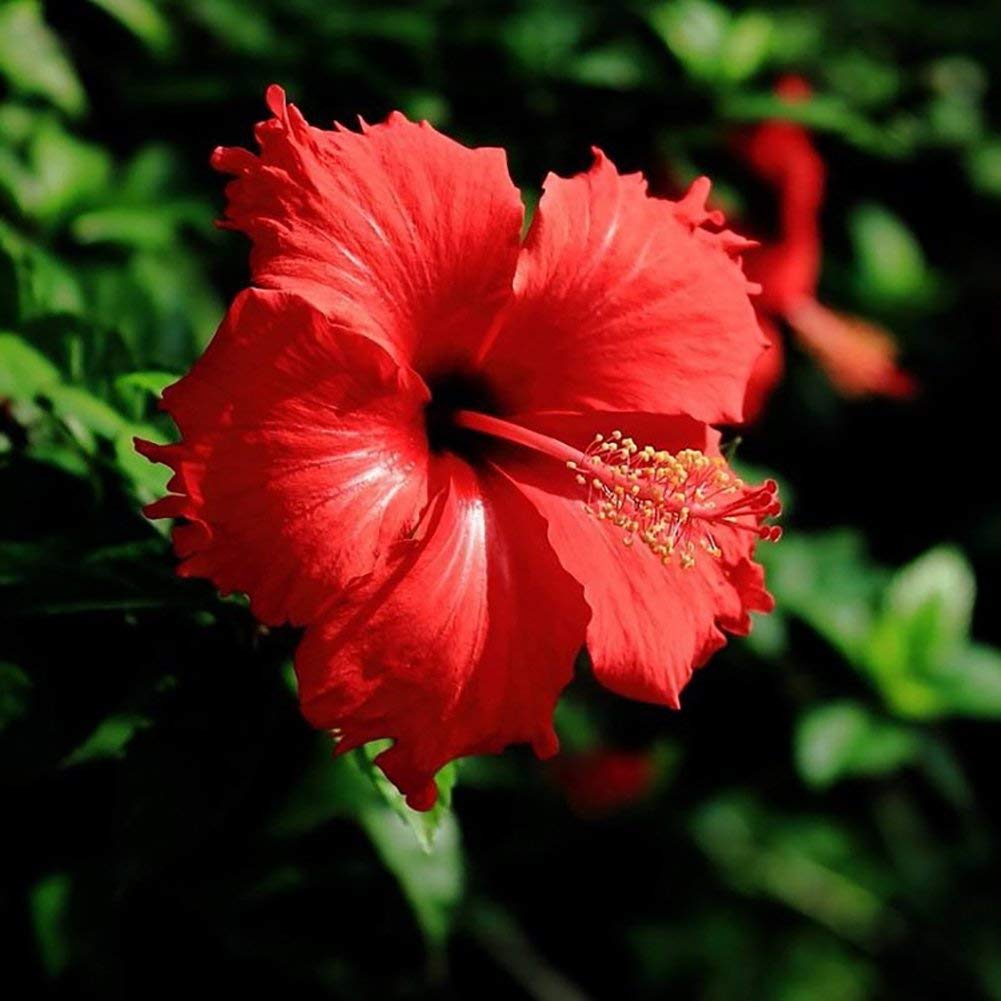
[1,1,999,998]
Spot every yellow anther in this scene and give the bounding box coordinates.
[571,429,780,569]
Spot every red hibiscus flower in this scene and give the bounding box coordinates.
[552,749,659,816]
[138,86,779,810]
[739,76,918,420]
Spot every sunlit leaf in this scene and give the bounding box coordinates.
[271,736,464,948]
[86,0,174,55]
[0,2,86,117]
[850,202,937,308]
[795,701,922,789]
[357,740,459,853]
[0,220,84,323]
[357,797,463,949]
[30,873,71,977]
[0,331,61,397]
[62,712,151,766]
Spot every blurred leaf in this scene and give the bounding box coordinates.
[850,203,937,309]
[358,740,458,853]
[719,12,772,84]
[650,0,729,83]
[0,220,83,323]
[114,369,175,402]
[570,45,649,90]
[722,91,913,157]
[503,4,584,77]
[650,2,772,85]
[177,0,274,55]
[358,797,463,949]
[885,546,974,658]
[0,1,86,117]
[86,0,173,55]
[857,548,1001,718]
[693,795,896,947]
[71,201,208,250]
[30,873,71,977]
[760,529,886,662]
[0,118,112,226]
[272,737,463,948]
[966,138,1001,198]
[795,701,922,789]
[0,661,31,731]
[825,52,902,110]
[0,331,60,397]
[62,712,151,766]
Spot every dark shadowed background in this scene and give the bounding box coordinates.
[2,1,1000,997]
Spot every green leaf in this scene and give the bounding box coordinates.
[30,873,72,977]
[0,331,61,397]
[0,118,112,226]
[0,2,86,117]
[114,369,176,406]
[570,45,650,90]
[859,547,977,713]
[719,11,772,83]
[85,0,173,55]
[650,0,730,83]
[271,737,464,948]
[850,203,936,308]
[357,797,463,949]
[759,529,886,662]
[0,661,31,731]
[357,740,458,853]
[967,138,1001,198]
[62,712,151,766]
[692,795,892,947]
[795,701,922,789]
[0,220,84,323]
[886,546,975,655]
[71,200,209,250]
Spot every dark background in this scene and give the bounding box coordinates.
[2,1,1000,997]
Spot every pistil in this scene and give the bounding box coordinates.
[452,412,781,568]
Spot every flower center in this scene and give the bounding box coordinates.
[423,370,502,456]
[453,412,781,569]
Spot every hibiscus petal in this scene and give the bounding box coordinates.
[501,412,773,708]
[742,311,785,423]
[137,288,430,626]
[212,85,525,373]
[480,159,765,423]
[294,455,590,810]
[787,298,918,400]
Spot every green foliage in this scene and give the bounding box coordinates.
[795,701,923,789]
[769,537,1001,721]
[849,203,939,310]
[1,0,1000,996]
[0,2,86,117]
[272,737,463,948]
